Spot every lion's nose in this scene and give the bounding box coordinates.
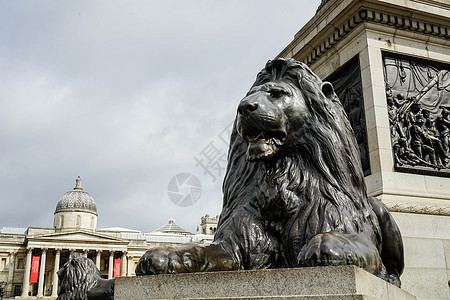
[238,101,259,117]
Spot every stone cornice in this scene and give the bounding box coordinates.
[279,1,449,64]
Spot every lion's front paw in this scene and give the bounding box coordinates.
[297,231,381,274]
[135,243,206,275]
[135,247,185,275]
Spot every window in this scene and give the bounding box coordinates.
[14,285,21,297]
[59,215,64,228]
[76,215,81,227]
[91,216,94,228]
[17,259,24,270]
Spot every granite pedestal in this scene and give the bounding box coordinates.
[115,265,416,300]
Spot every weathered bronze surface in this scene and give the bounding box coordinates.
[136,58,404,287]
[384,53,450,176]
[56,253,114,300]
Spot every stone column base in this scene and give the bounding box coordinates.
[115,265,416,300]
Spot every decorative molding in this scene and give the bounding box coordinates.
[385,201,450,216]
[410,0,450,10]
[298,8,449,65]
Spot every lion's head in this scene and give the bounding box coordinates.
[222,58,372,233]
[57,253,100,300]
[237,58,356,164]
[237,79,304,161]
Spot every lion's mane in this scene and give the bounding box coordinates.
[216,58,381,269]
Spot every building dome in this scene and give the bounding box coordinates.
[55,176,97,215]
[54,177,98,231]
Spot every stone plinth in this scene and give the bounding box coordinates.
[115,265,416,300]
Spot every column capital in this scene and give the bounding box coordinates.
[41,248,48,253]
[109,250,115,255]
[26,247,33,253]
[55,248,62,253]
[83,249,89,254]
[96,249,102,254]
[122,251,127,256]
[9,250,17,255]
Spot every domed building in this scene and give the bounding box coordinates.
[0,177,217,298]
[54,176,98,232]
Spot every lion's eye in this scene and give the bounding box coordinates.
[268,90,287,98]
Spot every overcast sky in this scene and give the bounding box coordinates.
[0,0,321,233]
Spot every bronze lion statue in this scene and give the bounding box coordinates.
[136,58,404,287]
[57,253,114,300]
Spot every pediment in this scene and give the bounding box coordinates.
[30,230,127,244]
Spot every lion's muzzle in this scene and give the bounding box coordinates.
[237,92,287,161]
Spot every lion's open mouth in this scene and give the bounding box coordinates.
[244,130,287,161]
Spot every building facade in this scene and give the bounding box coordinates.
[0,177,216,298]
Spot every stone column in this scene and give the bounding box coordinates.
[37,248,47,297]
[83,249,89,257]
[51,249,61,297]
[6,251,16,296]
[96,250,101,270]
[108,251,114,279]
[121,252,127,276]
[127,255,134,276]
[21,248,33,297]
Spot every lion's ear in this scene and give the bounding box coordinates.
[321,82,335,100]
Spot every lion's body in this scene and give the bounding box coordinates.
[218,151,380,269]
[136,58,404,288]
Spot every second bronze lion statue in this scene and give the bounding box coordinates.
[136,58,404,287]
